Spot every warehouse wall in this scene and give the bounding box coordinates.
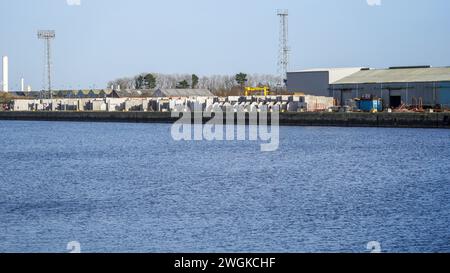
[438,84,450,109]
[287,71,330,96]
[287,68,362,97]
[331,81,450,107]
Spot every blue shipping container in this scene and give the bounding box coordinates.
[358,99,383,112]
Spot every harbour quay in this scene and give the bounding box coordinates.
[0,111,449,129]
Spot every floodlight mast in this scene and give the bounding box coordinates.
[37,30,55,105]
[277,10,289,88]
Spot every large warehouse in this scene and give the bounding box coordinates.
[287,66,450,108]
[331,66,450,108]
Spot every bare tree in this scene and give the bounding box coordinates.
[108,73,281,95]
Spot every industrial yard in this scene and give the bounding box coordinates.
[2,83,449,129]
[1,7,449,119]
[7,93,334,113]
[2,61,450,117]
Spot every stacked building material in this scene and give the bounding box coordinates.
[299,95,334,112]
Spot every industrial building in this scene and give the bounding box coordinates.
[287,66,450,109]
[109,89,155,98]
[9,90,114,99]
[9,88,214,99]
[153,89,214,97]
[109,89,214,98]
[331,66,450,108]
[286,68,363,96]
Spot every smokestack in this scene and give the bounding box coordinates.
[2,56,8,92]
[21,78,25,92]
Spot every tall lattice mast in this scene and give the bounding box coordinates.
[38,30,55,102]
[277,10,289,87]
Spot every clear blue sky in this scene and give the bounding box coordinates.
[0,0,449,90]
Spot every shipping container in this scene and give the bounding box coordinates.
[357,99,383,112]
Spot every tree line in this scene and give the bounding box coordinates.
[108,73,281,96]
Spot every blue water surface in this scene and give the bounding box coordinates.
[0,121,449,253]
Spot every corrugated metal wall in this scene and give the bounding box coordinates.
[331,81,450,107]
[286,71,330,96]
[439,84,450,109]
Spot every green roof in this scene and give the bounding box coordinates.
[333,67,450,85]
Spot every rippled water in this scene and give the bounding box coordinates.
[0,120,449,253]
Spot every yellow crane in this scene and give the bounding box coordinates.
[244,86,271,96]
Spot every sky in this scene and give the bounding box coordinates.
[0,0,449,90]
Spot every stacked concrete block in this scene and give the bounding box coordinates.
[299,95,334,112]
[92,99,107,111]
[287,101,299,112]
[157,99,171,112]
[12,100,31,111]
[271,103,280,112]
[249,102,259,112]
[106,98,125,112]
[9,94,337,113]
[283,96,293,103]
[124,99,146,112]
[188,100,205,112]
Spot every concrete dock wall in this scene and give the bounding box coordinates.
[278,112,450,128]
[0,111,449,129]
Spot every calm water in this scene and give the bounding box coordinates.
[0,120,449,253]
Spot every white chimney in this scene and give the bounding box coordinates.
[21,78,25,92]
[2,56,8,92]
